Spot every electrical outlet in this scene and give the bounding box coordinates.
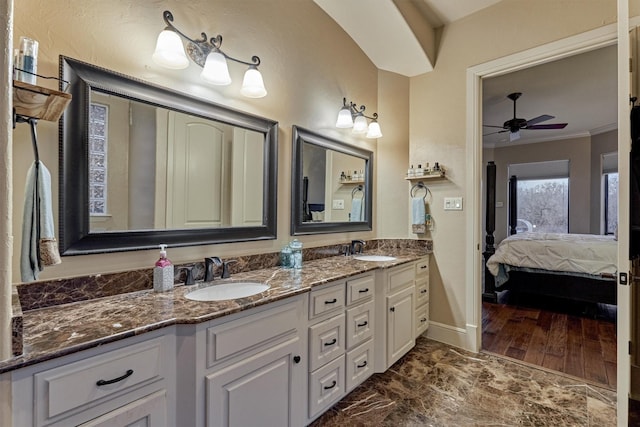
[332,199,345,209]
[444,197,463,211]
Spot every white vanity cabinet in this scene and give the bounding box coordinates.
[176,295,306,427]
[374,262,416,372]
[305,272,375,425]
[414,256,430,338]
[10,328,175,427]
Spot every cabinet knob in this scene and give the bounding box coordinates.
[293,355,301,364]
[390,307,395,312]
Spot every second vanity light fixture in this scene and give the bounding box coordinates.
[335,98,382,139]
[152,10,267,98]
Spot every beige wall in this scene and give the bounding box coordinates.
[11,0,407,281]
[410,0,617,329]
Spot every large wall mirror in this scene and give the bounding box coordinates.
[59,56,278,255]
[291,126,372,235]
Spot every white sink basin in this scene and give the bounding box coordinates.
[185,282,270,301]
[353,255,397,262]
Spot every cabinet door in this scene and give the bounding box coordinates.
[79,390,167,427]
[206,337,303,427]
[387,287,415,367]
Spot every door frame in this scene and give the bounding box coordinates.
[465,18,632,425]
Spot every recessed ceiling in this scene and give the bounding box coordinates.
[482,44,617,148]
[421,0,504,26]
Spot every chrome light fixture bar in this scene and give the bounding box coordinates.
[335,98,382,139]
[152,10,267,98]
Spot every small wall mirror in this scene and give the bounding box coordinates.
[60,56,278,254]
[291,126,373,235]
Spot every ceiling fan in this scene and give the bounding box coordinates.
[483,92,568,142]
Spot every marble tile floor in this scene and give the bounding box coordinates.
[311,337,616,427]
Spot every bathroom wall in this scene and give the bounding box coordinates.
[11,0,403,281]
[409,0,618,330]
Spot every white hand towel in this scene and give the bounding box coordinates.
[350,198,364,222]
[412,197,425,225]
[21,161,61,282]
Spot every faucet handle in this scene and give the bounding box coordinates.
[340,245,351,256]
[221,259,238,279]
[178,265,196,286]
[204,257,222,281]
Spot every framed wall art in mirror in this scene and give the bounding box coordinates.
[291,126,372,235]
[59,56,278,255]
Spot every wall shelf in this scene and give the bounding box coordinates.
[404,171,446,181]
[339,179,365,185]
[13,79,72,122]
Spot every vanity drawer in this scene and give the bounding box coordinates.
[346,274,374,306]
[308,355,345,419]
[415,257,429,278]
[415,304,429,337]
[309,282,346,320]
[308,313,345,371]
[34,336,167,425]
[207,299,299,366]
[387,263,415,293]
[415,277,429,308]
[345,300,374,350]
[345,339,374,392]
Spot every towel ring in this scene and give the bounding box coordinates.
[410,182,430,201]
[352,185,364,199]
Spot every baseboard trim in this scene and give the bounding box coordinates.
[425,321,476,352]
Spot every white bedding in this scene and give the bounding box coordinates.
[486,232,617,279]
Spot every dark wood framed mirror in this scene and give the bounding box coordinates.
[291,126,372,235]
[59,56,278,255]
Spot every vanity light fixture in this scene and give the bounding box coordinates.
[335,98,382,138]
[152,10,267,98]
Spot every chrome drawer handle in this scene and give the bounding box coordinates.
[358,288,369,293]
[323,380,337,390]
[324,338,337,347]
[357,321,368,328]
[357,361,368,368]
[324,298,337,304]
[96,369,134,386]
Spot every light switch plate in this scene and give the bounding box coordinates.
[332,199,345,209]
[444,197,463,211]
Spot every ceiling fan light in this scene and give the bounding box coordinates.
[201,51,232,85]
[366,120,382,138]
[152,29,189,69]
[352,114,368,134]
[336,106,354,128]
[509,130,521,142]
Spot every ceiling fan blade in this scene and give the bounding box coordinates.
[526,123,568,130]
[509,130,521,142]
[525,114,554,126]
[482,124,505,128]
[483,130,507,136]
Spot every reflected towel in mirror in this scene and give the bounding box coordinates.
[350,198,364,222]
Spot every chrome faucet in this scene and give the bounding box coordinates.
[350,240,366,255]
[204,256,222,281]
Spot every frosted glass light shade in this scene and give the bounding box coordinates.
[366,121,382,138]
[352,115,368,134]
[336,107,353,128]
[201,52,232,85]
[240,67,267,98]
[152,30,189,69]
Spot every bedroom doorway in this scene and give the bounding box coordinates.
[465,20,630,423]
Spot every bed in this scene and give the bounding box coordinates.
[482,161,617,306]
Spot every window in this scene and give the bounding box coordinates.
[89,103,108,215]
[602,152,618,235]
[509,160,569,234]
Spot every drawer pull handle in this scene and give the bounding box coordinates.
[358,288,369,293]
[390,307,395,312]
[323,380,337,390]
[325,298,337,304]
[324,338,337,347]
[357,361,368,368]
[96,369,134,386]
[421,318,427,323]
[293,355,301,364]
[420,265,427,269]
[357,321,368,327]
[420,289,427,294]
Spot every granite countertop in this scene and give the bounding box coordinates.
[0,250,427,374]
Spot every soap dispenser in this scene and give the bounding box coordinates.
[154,244,174,292]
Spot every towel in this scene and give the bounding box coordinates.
[21,161,61,282]
[411,197,426,234]
[350,198,364,222]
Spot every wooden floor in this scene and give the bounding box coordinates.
[482,293,617,390]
